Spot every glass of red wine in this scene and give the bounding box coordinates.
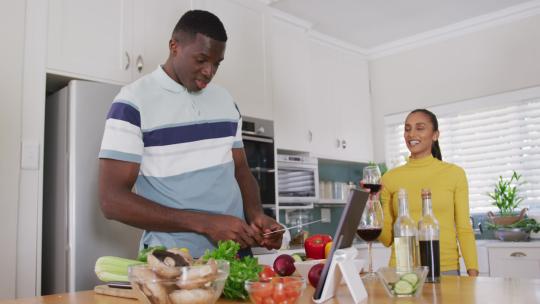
[362,164,382,194]
[357,195,383,280]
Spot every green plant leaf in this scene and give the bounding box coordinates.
[487,170,525,215]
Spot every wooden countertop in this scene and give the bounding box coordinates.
[4,276,540,303]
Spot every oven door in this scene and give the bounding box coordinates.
[242,134,276,209]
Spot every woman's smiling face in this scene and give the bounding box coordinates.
[404,111,439,159]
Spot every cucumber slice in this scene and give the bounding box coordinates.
[401,273,419,286]
[291,253,303,262]
[393,280,414,295]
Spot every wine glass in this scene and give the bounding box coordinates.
[362,164,382,195]
[357,195,383,280]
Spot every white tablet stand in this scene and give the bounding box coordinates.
[312,247,368,303]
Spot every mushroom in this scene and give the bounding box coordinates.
[148,250,188,279]
[130,266,171,304]
[168,288,215,304]
[175,259,219,289]
[167,248,194,265]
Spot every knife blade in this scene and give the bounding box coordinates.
[263,219,322,236]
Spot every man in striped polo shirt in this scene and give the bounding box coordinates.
[98,10,283,258]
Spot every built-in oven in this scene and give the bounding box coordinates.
[277,154,319,207]
[242,116,276,218]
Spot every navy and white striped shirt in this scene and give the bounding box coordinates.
[99,66,244,257]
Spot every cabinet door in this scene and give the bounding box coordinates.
[333,49,373,162]
[47,0,132,83]
[270,17,311,152]
[198,0,272,120]
[488,248,540,278]
[132,0,191,79]
[307,39,340,158]
[307,39,373,162]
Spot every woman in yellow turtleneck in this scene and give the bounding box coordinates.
[378,109,479,276]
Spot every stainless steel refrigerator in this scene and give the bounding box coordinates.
[42,80,142,295]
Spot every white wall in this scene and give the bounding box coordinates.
[0,0,26,300]
[370,14,540,162]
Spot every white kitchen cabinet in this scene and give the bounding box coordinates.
[269,15,373,162]
[132,0,191,78]
[307,38,373,162]
[47,0,133,83]
[270,15,311,152]
[306,39,337,157]
[195,0,273,120]
[47,0,190,83]
[488,247,540,279]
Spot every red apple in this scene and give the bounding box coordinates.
[308,263,325,288]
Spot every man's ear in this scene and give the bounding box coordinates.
[169,39,178,55]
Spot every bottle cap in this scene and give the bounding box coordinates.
[421,188,431,199]
[398,188,407,200]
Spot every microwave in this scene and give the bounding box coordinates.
[277,154,319,205]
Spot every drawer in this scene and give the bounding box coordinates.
[488,247,540,278]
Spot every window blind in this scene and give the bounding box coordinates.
[384,89,540,213]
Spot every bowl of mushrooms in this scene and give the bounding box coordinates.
[128,249,229,304]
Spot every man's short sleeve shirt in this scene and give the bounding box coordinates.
[99,66,244,257]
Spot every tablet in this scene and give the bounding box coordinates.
[313,188,369,300]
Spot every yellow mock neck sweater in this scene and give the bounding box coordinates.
[378,155,478,272]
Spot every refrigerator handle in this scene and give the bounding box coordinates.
[124,51,131,70]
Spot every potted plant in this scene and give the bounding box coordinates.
[487,171,527,226]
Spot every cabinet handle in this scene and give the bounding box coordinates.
[124,52,130,70]
[308,130,313,143]
[336,138,341,148]
[510,252,527,257]
[136,55,144,73]
[341,139,347,149]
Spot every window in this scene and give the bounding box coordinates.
[384,87,540,213]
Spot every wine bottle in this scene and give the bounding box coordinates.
[418,188,440,283]
[393,189,419,272]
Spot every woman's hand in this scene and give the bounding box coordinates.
[467,269,479,276]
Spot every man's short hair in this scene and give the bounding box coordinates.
[173,10,227,43]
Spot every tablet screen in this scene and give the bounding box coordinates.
[313,188,369,300]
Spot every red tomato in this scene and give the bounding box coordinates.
[251,282,274,299]
[284,285,300,298]
[272,286,288,303]
[282,276,301,286]
[259,265,276,281]
[263,298,275,304]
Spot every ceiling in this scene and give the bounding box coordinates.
[270,0,533,49]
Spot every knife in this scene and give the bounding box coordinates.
[263,219,322,236]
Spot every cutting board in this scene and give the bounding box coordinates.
[94,284,138,299]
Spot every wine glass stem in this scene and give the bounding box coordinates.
[368,241,373,273]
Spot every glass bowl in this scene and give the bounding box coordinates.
[245,276,306,304]
[376,266,428,298]
[128,259,229,304]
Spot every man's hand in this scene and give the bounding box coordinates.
[467,269,479,277]
[203,214,262,248]
[250,213,284,250]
